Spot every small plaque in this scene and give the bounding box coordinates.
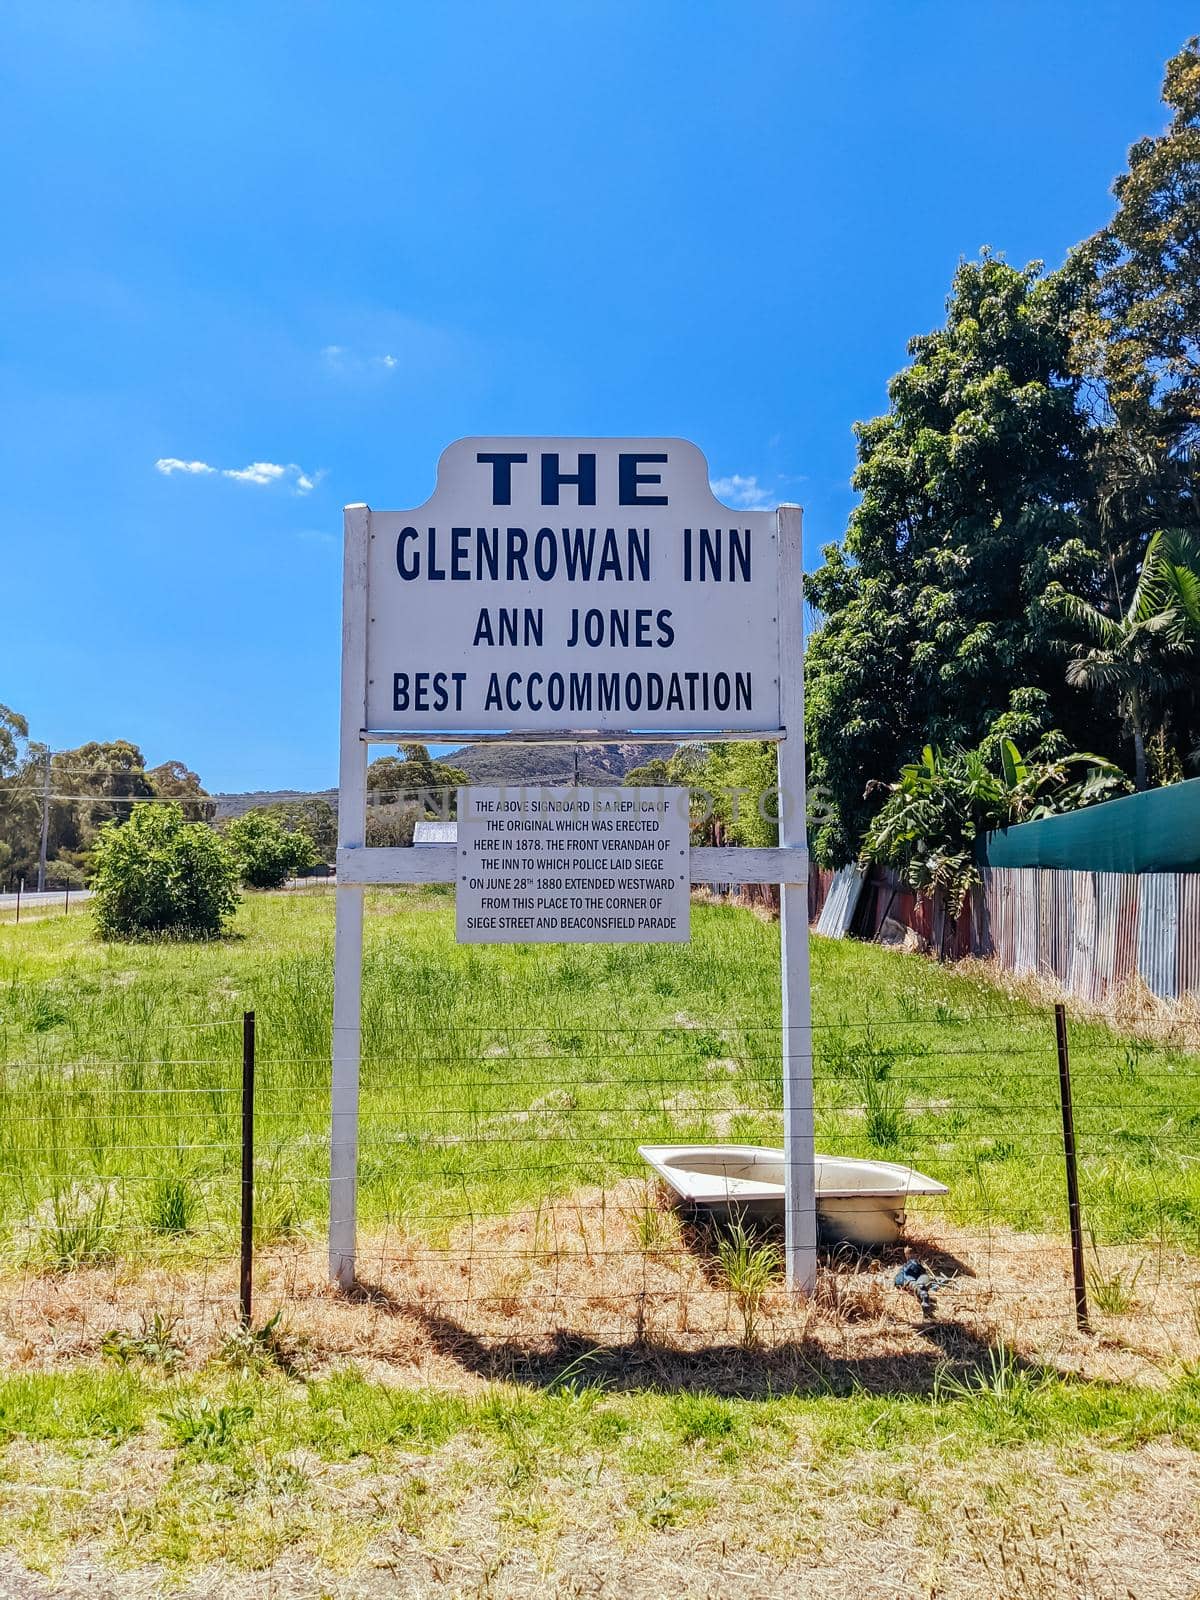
[455,786,691,943]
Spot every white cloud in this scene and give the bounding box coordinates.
[321,342,400,375]
[156,457,318,494]
[155,458,216,476]
[710,473,776,510]
[223,461,288,486]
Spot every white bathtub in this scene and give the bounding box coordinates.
[638,1143,949,1248]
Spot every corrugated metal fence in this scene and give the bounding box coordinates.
[813,864,1200,1003]
[978,867,1198,1002]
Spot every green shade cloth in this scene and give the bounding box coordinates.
[982,778,1200,875]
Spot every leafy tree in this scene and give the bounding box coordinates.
[254,797,337,859]
[147,760,215,822]
[0,704,28,777]
[367,744,469,818]
[225,810,319,889]
[862,736,1129,920]
[91,804,240,939]
[622,757,670,787]
[621,743,770,845]
[365,802,419,848]
[0,705,43,882]
[684,743,781,848]
[805,255,1106,864]
[45,859,86,888]
[1079,39,1200,449]
[49,740,154,858]
[1054,528,1200,787]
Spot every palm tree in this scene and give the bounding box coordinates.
[1057,530,1199,789]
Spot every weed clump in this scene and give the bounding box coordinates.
[145,1173,201,1236]
[714,1217,781,1346]
[18,1183,117,1271]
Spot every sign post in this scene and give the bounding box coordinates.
[330,439,814,1293]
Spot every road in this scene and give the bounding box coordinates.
[0,888,92,910]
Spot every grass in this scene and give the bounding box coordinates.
[1,892,1199,1592]
[0,888,1197,1267]
[0,1358,1194,1589]
[714,1217,782,1345]
[1086,1231,1145,1315]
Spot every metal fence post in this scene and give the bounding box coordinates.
[1055,1002,1090,1332]
[240,1010,255,1325]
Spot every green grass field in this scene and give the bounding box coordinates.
[0,888,1196,1266]
[1,892,1199,1595]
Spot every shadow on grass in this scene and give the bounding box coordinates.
[367,1301,1041,1400]
[346,1234,1029,1403]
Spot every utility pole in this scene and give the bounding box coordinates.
[36,750,50,894]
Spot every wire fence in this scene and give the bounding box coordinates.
[1,999,1198,1382]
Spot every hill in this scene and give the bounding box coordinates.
[448,740,675,785]
[211,788,337,821]
[211,744,675,818]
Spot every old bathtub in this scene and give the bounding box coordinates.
[638,1143,948,1248]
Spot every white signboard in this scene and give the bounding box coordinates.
[330,438,815,1298]
[365,437,779,734]
[456,787,690,943]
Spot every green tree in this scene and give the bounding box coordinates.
[0,705,43,883]
[91,804,240,939]
[365,802,418,848]
[49,740,154,859]
[621,757,670,787]
[805,254,1105,864]
[367,745,469,817]
[255,797,337,859]
[225,810,319,889]
[147,760,215,822]
[621,743,762,845]
[1080,38,1200,449]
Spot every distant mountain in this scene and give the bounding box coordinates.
[448,741,675,785]
[211,744,675,818]
[211,788,336,821]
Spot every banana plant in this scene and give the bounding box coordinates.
[1055,529,1200,790]
[861,736,1129,916]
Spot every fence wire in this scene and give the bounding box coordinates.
[1,999,1198,1373]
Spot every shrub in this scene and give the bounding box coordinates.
[90,803,240,939]
[45,860,87,889]
[225,811,319,890]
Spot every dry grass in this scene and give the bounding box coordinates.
[1,1182,1197,1393]
[0,1187,1198,1598]
[0,1414,1195,1599]
[957,958,1200,1053]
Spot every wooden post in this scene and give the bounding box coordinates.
[777,505,817,1294]
[1055,1003,1089,1332]
[240,1010,255,1325]
[329,504,370,1290]
[36,751,50,894]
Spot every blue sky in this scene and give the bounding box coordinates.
[2,1,1194,792]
